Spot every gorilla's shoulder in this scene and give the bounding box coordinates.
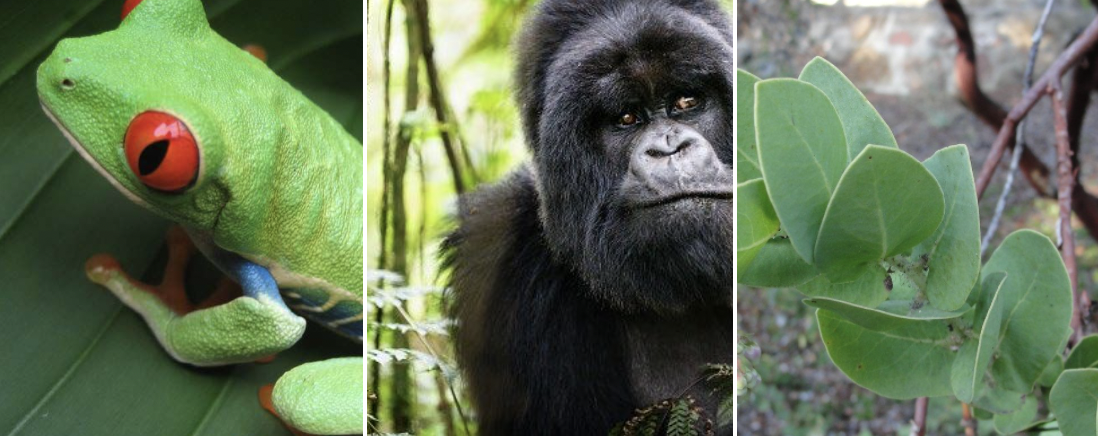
[441,165,549,293]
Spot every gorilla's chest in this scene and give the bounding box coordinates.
[623,306,736,413]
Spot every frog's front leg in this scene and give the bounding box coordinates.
[259,357,364,435]
[85,226,306,366]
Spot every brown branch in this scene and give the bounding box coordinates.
[409,0,470,194]
[1066,41,1098,242]
[911,397,928,436]
[975,15,1098,199]
[1067,41,1098,336]
[961,403,977,436]
[1052,81,1083,344]
[939,0,1053,197]
[369,0,398,426]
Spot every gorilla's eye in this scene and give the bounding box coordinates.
[674,96,699,111]
[618,112,640,127]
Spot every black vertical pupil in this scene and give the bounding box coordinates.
[138,140,169,175]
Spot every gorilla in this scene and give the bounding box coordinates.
[443,0,735,433]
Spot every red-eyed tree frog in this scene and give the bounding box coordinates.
[35,0,363,434]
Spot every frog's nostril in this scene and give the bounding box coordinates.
[60,78,75,90]
[63,58,72,63]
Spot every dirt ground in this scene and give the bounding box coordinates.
[737,0,1098,434]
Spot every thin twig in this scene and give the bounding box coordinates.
[368,0,398,426]
[981,0,1057,256]
[975,14,1098,199]
[939,0,1054,196]
[911,397,928,436]
[409,0,470,193]
[1052,80,1083,345]
[961,403,977,436]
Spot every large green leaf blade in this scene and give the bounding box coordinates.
[755,78,848,264]
[798,56,897,158]
[982,230,1074,394]
[1049,369,1098,436]
[738,238,819,288]
[808,297,961,399]
[736,70,762,182]
[814,145,944,282]
[736,179,779,270]
[911,145,980,311]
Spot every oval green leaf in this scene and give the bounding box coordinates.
[736,70,762,182]
[992,395,1038,435]
[982,230,1074,394]
[755,78,848,264]
[1066,335,1098,370]
[814,145,944,282]
[738,238,819,288]
[911,145,981,311]
[1039,356,1064,388]
[950,272,1006,404]
[736,179,780,270]
[798,56,897,158]
[797,264,888,308]
[808,297,961,399]
[1049,369,1098,436]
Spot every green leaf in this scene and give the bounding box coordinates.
[797,264,888,308]
[0,1,362,435]
[911,145,981,311]
[736,179,779,270]
[971,385,1026,415]
[950,272,1006,404]
[736,70,762,182]
[755,78,847,264]
[1049,369,1098,436]
[1039,356,1065,388]
[982,230,1074,394]
[1065,335,1098,369]
[814,145,944,282]
[808,297,961,399]
[738,238,819,288]
[992,396,1038,435]
[798,57,897,158]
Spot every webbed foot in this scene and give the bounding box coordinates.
[85,225,306,366]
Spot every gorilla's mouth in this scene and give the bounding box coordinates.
[634,190,734,209]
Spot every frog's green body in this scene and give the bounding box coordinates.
[35,0,362,433]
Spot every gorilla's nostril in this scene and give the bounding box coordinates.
[61,79,75,90]
[674,141,692,154]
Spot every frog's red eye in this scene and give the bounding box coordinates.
[121,0,144,20]
[124,111,199,192]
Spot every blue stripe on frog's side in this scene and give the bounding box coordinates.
[195,234,364,340]
[283,287,364,341]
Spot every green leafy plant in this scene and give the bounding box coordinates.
[737,57,1098,434]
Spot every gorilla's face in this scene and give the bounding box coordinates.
[529,3,735,313]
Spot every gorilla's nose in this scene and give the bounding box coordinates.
[644,131,696,158]
[631,128,729,192]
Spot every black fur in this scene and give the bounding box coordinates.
[444,0,735,433]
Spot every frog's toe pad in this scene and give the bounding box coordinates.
[85,254,123,285]
[270,357,363,435]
